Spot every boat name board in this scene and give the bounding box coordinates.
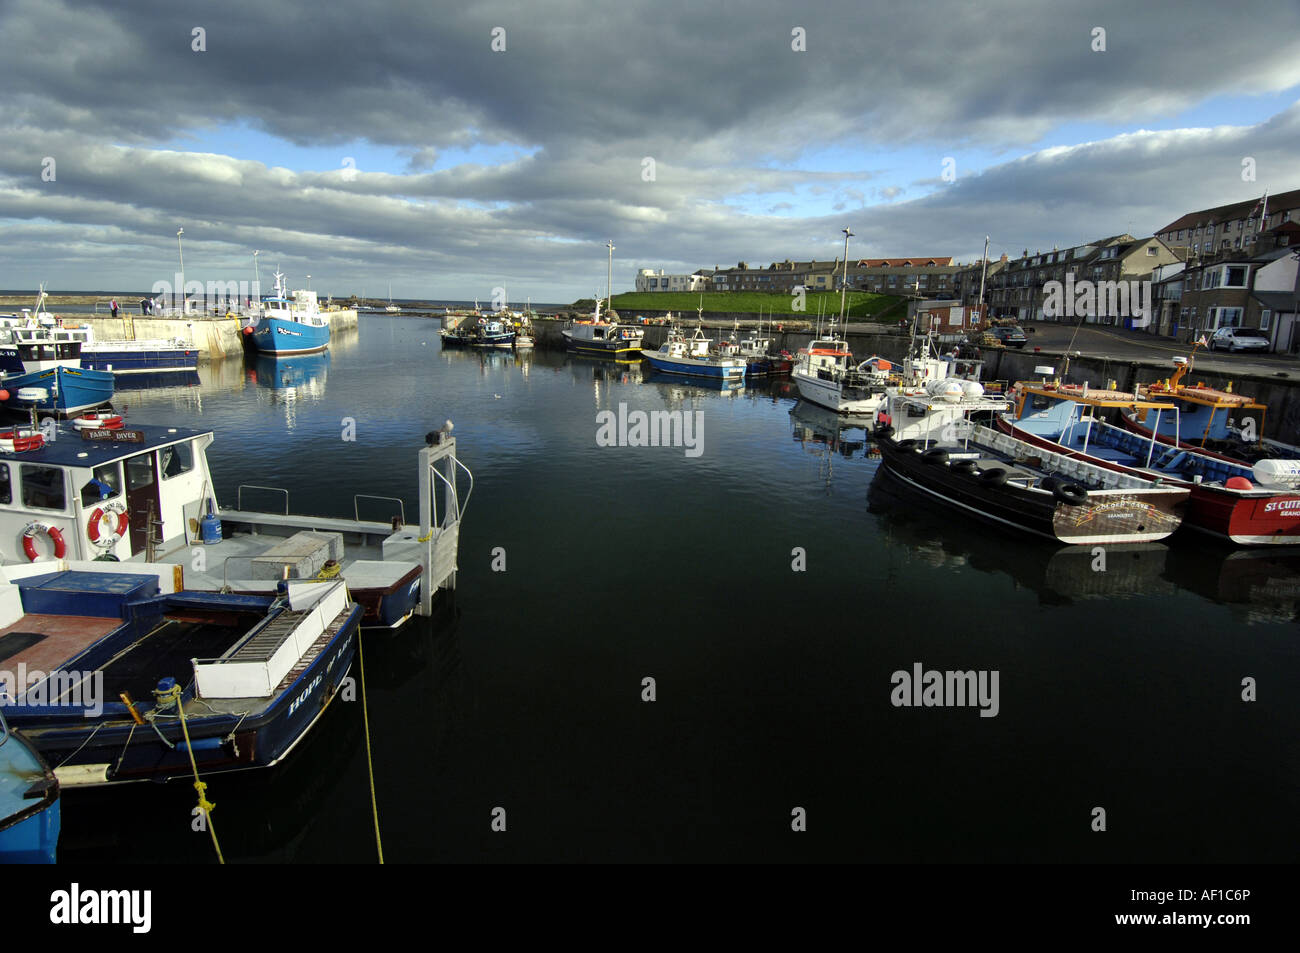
[81,428,146,442]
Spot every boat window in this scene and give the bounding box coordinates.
[126,454,156,492]
[57,343,79,359]
[20,464,66,511]
[0,464,9,505]
[160,441,194,479]
[79,462,122,506]
[1031,395,1051,409]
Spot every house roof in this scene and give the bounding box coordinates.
[1251,291,1300,314]
[1157,189,1300,236]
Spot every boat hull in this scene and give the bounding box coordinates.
[1001,419,1300,546]
[792,370,884,415]
[877,438,1186,544]
[0,729,60,863]
[252,317,330,355]
[81,346,198,374]
[1,365,115,415]
[15,602,361,787]
[641,351,745,380]
[562,330,644,358]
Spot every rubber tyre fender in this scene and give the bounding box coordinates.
[921,447,949,465]
[979,467,1009,487]
[1053,481,1089,505]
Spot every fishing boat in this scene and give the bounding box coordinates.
[562,298,645,359]
[2,289,197,376]
[0,420,470,629]
[0,709,59,862]
[468,317,516,349]
[791,328,887,417]
[875,392,1189,544]
[246,272,330,356]
[641,323,746,381]
[1001,381,1300,545]
[0,563,359,787]
[1121,355,1291,464]
[717,315,793,377]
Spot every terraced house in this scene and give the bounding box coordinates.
[1154,189,1300,351]
[981,234,1182,324]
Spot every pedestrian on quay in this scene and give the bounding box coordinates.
[110,299,118,318]
[140,298,148,315]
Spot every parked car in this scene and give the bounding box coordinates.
[1209,327,1270,353]
[987,325,1027,348]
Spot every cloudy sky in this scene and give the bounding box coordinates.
[2,0,1299,302]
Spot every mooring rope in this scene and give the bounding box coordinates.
[155,683,224,864]
[358,634,384,864]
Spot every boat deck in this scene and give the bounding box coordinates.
[0,614,121,676]
[152,531,393,593]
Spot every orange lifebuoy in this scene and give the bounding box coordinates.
[87,503,130,547]
[22,523,66,561]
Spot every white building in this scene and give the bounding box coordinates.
[635,269,712,293]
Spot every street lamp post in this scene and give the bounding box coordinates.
[176,227,185,314]
[606,239,616,313]
[839,227,854,322]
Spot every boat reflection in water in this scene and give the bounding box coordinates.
[789,399,875,491]
[868,466,1175,605]
[249,351,330,398]
[441,343,535,377]
[1162,542,1300,624]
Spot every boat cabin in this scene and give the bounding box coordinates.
[0,423,213,564]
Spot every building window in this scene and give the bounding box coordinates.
[1216,307,1242,328]
[1224,265,1248,287]
[1261,309,1272,331]
[21,464,67,511]
[0,464,9,505]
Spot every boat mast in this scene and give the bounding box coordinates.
[605,239,615,320]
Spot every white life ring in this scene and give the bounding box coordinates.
[87,501,130,548]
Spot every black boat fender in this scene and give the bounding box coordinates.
[896,439,922,452]
[1052,481,1088,505]
[921,447,949,465]
[950,459,979,475]
[979,467,1009,487]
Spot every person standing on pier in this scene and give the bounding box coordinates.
[111,299,119,318]
[140,297,149,314]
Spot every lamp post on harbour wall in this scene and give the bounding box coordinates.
[839,227,854,323]
[176,227,185,313]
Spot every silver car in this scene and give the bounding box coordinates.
[1209,327,1270,353]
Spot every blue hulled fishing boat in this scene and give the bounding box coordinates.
[641,324,746,381]
[1,566,360,787]
[247,271,330,356]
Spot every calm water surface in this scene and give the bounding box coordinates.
[58,316,1299,863]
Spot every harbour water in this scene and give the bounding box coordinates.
[57,315,1298,862]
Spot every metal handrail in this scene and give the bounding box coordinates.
[236,484,289,514]
[354,494,405,524]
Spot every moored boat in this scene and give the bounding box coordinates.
[791,333,887,416]
[1001,382,1300,546]
[247,272,330,356]
[0,711,60,862]
[641,324,746,381]
[0,564,359,787]
[1123,355,1293,464]
[876,392,1189,544]
[562,299,645,359]
[0,420,470,628]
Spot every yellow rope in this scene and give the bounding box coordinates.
[155,683,224,864]
[358,635,384,863]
